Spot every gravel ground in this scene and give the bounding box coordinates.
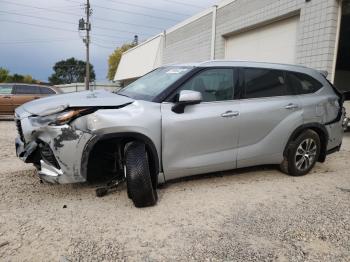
[0,120,349,261]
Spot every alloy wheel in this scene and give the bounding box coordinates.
[295,138,317,171]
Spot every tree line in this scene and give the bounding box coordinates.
[1,41,135,85]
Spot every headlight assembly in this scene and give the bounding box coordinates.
[30,108,91,126]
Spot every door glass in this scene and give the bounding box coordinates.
[177,69,235,102]
[244,68,292,98]
[40,87,55,94]
[15,85,41,94]
[287,72,323,94]
[0,85,13,94]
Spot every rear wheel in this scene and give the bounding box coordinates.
[280,130,321,176]
[125,142,157,207]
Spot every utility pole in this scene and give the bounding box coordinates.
[79,0,92,90]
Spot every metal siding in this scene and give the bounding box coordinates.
[162,13,213,64]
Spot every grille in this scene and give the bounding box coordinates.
[16,119,25,143]
[39,143,60,169]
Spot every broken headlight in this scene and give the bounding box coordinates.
[35,108,91,126]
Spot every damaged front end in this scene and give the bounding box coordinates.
[14,90,134,184]
[15,108,96,183]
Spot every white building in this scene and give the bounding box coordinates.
[115,0,350,91]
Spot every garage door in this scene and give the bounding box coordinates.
[225,16,299,64]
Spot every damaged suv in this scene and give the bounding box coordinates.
[15,61,346,207]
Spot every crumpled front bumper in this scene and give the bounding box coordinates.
[15,117,93,184]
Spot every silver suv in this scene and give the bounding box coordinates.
[15,61,346,207]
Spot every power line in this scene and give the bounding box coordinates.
[161,0,208,9]
[91,42,118,49]
[0,19,137,41]
[0,39,79,45]
[66,0,179,22]
[0,10,152,37]
[0,0,80,17]
[94,0,190,17]
[0,0,164,31]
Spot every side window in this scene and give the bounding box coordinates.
[14,85,41,95]
[40,87,55,94]
[243,68,292,99]
[287,72,323,94]
[0,85,13,95]
[177,68,235,102]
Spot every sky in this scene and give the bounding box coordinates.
[0,0,217,82]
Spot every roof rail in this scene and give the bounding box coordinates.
[318,70,328,78]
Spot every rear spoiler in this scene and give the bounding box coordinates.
[318,70,328,78]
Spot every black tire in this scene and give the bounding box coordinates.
[125,142,157,207]
[280,129,321,176]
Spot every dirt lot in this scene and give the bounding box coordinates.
[0,121,349,262]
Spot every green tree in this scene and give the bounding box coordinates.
[11,74,24,83]
[107,43,136,81]
[23,75,34,83]
[49,57,95,85]
[0,67,9,82]
[0,67,37,83]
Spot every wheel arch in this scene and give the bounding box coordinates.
[284,123,329,162]
[81,132,160,187]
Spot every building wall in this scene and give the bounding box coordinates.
[215,0,340,80]
[163,13,213,64]
[162,0,341,80]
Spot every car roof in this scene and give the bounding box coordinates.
[0,83,62,93]
[165,60,327,84]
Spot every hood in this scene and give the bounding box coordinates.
[19,90,134,116]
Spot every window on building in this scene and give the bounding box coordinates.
[243,68,292,99]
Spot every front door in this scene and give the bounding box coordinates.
[161,68,240,180]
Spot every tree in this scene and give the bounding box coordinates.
[107,43,136,81]
[0,67,37,83]
[0,67,9,82]
[49,57,95,85]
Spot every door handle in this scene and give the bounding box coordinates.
[221,111,239,118]
[3,96,11,99]
[284,103,299,110]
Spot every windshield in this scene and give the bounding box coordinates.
[118,66,193,101]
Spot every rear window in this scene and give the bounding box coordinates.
[40,87,55,94]
[287,72,323,94]
[243,68,293,99]
[0,85,13,94]
[14,85,41,95]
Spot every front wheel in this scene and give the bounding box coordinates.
[124,141,157,207]
[280,129,321,176]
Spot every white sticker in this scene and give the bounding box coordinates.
[166,68,188,74]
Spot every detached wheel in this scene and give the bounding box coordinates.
[125,142,157,207]
[280,129,321,176]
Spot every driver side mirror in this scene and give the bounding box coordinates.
[172,90,202,114]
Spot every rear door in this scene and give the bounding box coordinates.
[161,68,240,180]
[0,84,14,114]
[12,85,41,109]
[237,68,302,168]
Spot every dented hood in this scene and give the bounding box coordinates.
[20,90,134,116]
